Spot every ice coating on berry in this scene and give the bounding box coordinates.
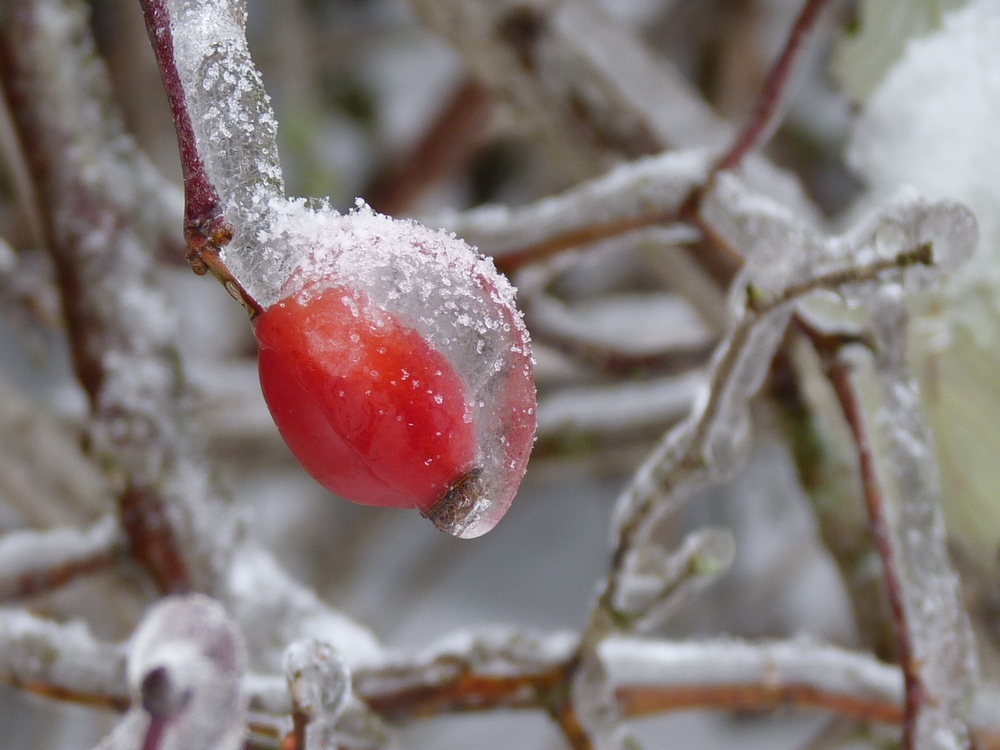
[255,199,536,538]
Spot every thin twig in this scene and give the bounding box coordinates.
[365,78,493,217]
[136,0,227,243]
[0,516,123,602]
[137,0,261,316]
[824,354,921,750]
[714,0,836,174]
[0,0,201,592]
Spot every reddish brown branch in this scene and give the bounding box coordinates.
[549,699,596,750]
[119,486,192,594]
[0,551,118,602]
[136,0,225,244]
[823,352,921,750]
[18,658,1000,747]
[0,0,202,593]
[8,677,130,713]
[492,211,680,276]
[360,663,568,720]
[714,0,836,174]
[366,79,493,217]
[617,682,902,724]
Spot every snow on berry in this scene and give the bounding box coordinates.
[253,199,536,539]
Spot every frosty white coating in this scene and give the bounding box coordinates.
[601,637,903,701]
[0,515,121,595]
[0,608,126,701]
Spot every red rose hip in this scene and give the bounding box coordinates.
[256,283,478,514]
[251,204,536,538]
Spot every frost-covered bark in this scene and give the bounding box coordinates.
[0,608,128,708]
[0,515,122,601]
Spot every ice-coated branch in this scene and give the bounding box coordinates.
[612,528,735,632]
[0,612,989,746]
[138,0,285,310]
[0,608,129,710]
[0,515,123,601]
[536,373,702,442]
[138,0,292,314]
[354,629,577,719]
[515,247,715,378]
[607,189,965,597]
[825,316,977,750]
[604,637,903,723]
[347,630,968,735]
[431,150,708,270]
[137,0,226,241]
[561,178,978,749]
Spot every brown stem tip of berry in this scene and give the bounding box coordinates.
[422,467,486,536]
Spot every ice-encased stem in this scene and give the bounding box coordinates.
[141,0,288,305]
[833,298,977,750]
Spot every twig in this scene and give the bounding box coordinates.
[365,78,493,217]
[137,0,224,238]
[0,608,129,710]
[137,0,259,315]
[602,246,933,614]
[822,349,929,750]
[431,149,708,279]
[714,0,837,174]
[0,516,123,602]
